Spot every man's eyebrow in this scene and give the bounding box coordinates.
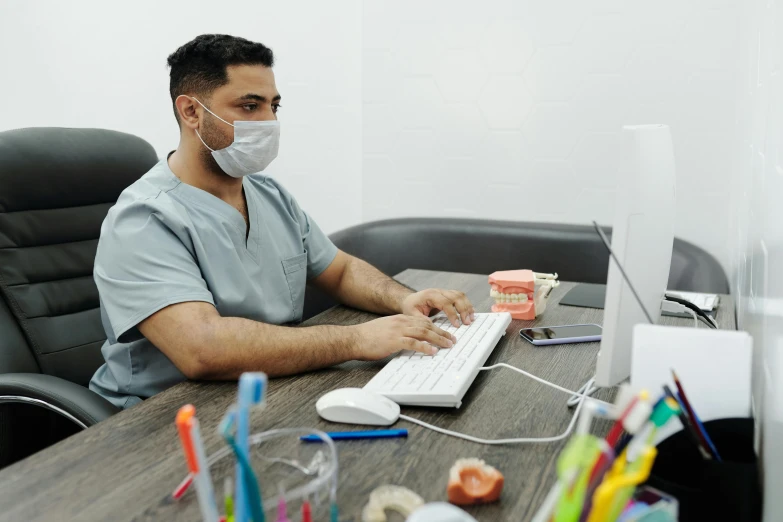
[236,93,282,103]
[237,93,265,102]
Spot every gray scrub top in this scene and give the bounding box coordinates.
[89,158,338,409]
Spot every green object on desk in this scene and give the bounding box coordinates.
[225,494,234,522]
[554,434,602,522]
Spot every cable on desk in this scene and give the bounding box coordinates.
[398,364,602,445]
[566,377,602,408]
[664,295,718,328]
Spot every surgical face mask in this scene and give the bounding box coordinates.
[191,97,280,178]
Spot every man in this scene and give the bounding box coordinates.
[89,34,476,409]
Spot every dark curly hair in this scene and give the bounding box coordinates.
[166,34,274,124]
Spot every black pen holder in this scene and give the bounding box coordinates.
[644,418,761,522]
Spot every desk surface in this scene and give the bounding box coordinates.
[0,271,735,521]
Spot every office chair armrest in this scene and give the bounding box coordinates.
[0,373,119,428]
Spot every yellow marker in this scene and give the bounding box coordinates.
[586,446,657,522]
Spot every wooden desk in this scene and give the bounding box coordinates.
[0,271,735,521]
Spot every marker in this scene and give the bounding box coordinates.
[275,487,289,522]
[176,405,219,522]
[224,476,234,522]
[300,429,408,442]
[301,500,313,522]
[626,397,680,462]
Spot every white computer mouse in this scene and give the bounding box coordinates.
[406,502,478,522]
[316,387,400,426]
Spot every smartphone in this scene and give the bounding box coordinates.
[519,324,602,346]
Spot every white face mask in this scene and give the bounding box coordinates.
[191,97,280,178]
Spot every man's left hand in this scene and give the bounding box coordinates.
[401,289,476,327]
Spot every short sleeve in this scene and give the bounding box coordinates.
[273,181,338,279]
[94,201,215,344]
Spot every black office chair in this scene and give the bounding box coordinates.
[0,127,158,467]
[304,218,729,320]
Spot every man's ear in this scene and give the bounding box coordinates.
[175,95,200,129]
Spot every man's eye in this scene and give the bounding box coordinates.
[272,104,282,113]
[242,104,258,111]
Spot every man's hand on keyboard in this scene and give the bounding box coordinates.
[350,315,458,360]
[401,288,476,328]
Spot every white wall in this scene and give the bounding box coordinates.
[0,0,745,273]
[362,0,739,273]
[731,0,783,519]
[0,0,362,235]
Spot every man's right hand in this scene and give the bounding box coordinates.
[350,315,458,361]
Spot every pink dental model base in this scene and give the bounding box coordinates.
[488,269,557,320]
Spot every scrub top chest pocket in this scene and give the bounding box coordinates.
[282,252,308,322]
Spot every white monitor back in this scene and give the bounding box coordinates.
[595,124,677,387]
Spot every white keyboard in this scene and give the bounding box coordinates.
[364,312,512,407]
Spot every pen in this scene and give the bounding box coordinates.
[671,369,721,461]
[300,429,408,442]
[663,384,711,460]
[176,405,219,522]
[172,473,194,500]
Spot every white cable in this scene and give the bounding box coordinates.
[483,364,610,409]
[566,377,601,408]
[397,368,597,445]
[684,307,698,328]
[708,314,718,328]
[479,363,585,395]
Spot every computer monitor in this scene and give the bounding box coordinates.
[594,124,677,387]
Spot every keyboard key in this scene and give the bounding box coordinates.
[410,373,428,389]
[386,372,406,389]
[420,372,443,391]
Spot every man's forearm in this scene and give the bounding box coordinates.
[330,257,414,315]
[193,317,358,380]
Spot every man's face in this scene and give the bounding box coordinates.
[197,65,281,169]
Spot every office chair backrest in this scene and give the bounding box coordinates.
[0,128,158,386]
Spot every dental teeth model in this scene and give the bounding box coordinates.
[361,485,424,522]
[447,458,504,505]
[488,270,559,320]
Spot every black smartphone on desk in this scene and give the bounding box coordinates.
[519,324,602,346]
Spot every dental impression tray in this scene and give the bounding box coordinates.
[447,458,504,505]
[361,485,424,522]
[488,270,559,320]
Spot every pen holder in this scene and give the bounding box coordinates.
[178,428,339,521]
[644,418,761,522]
